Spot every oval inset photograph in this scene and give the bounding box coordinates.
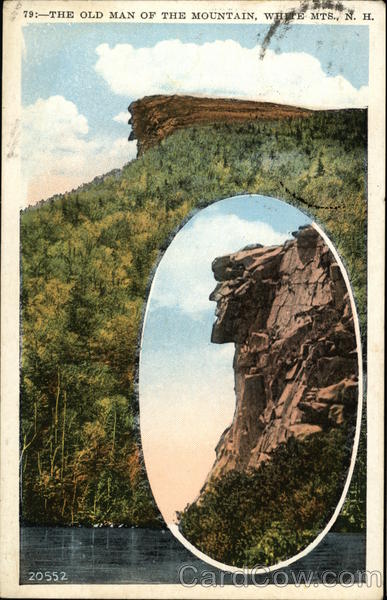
[139,195,361,571]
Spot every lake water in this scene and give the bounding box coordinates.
[20,527,365,585]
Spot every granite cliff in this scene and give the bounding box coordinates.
[206,225,358,482]
[128,95,313,155]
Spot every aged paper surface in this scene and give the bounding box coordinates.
[1,0,385,598]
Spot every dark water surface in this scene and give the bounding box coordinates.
[20,527,365,585]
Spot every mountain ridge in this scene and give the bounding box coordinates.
[128,94,315,154]
[20,104,366,529]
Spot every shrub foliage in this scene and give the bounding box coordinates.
[179,427,355,567]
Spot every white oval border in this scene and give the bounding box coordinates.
[139,212,364,575]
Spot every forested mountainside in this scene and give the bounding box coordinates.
[21,106,366,528]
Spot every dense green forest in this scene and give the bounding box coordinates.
[21,109,366,528]
[179,426,354,567]
[179,398,367,567]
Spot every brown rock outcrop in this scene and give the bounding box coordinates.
[207,225,358,481]
[128,95,313,155]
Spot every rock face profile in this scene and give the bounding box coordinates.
[129,95,313,155]
[207,225,358,482]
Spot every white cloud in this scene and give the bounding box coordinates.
[150,212,289,316]
[95,39,368,109]
[113,110,131,124]
[21,95,137,207]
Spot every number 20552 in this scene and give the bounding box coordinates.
[28,571,68,582]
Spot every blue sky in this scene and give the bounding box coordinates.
[21,23,369,206]
[23,23,369,139]
[139,195,312,522]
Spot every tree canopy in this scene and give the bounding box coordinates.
[21,109,366,527]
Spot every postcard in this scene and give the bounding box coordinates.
[1,1,385,598]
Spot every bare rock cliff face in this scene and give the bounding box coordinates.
[128,95,313,155]
[207,225,358,482]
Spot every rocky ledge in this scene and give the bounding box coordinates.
[206,225,358,482]
[128,95,313,155]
